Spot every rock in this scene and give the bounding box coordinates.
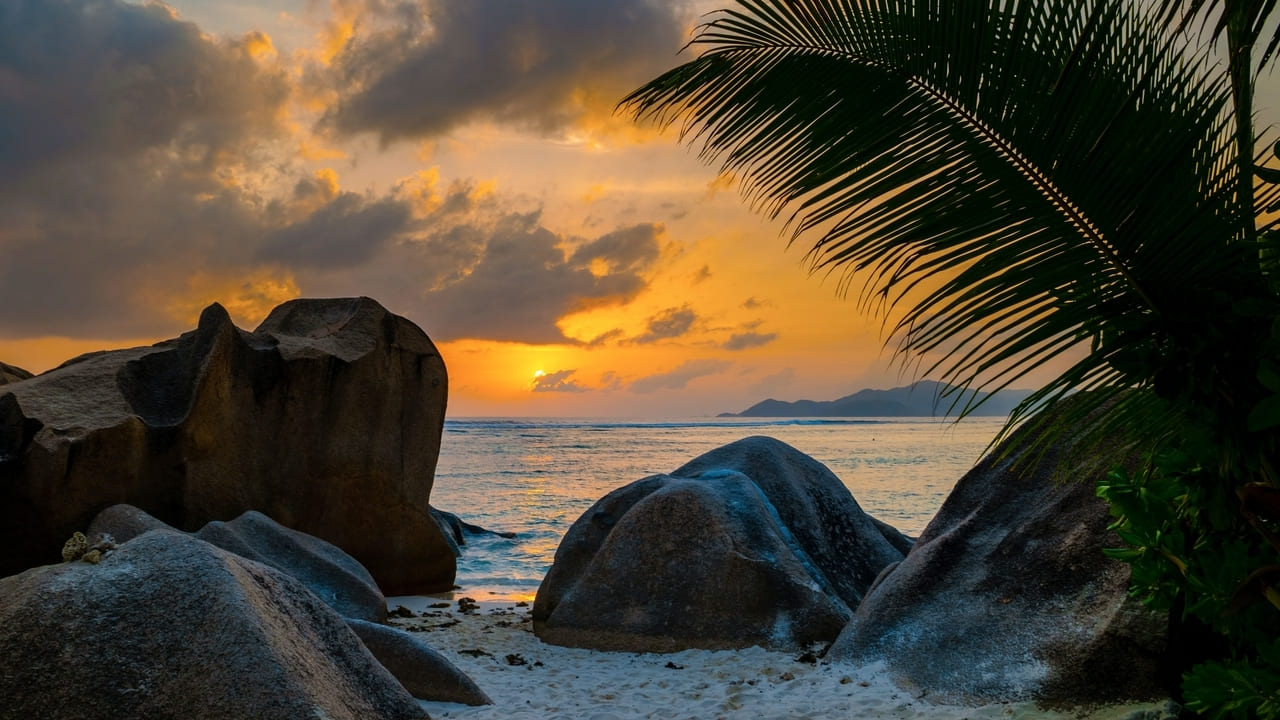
[0,361,32,386]
[826,423,1170,705]
[87,503,171,544]
[0,297,453,594]
[671,436,910,608]
[87,504,388,623]
[347,618,492,706]
[430,506,517,551]
[195,509,388,623]
[534,437,906,652]
[0,530,425,720]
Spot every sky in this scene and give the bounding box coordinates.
[1,0,1277,417]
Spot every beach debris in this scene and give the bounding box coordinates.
[794,651,819,664]
[664,662,684,670]
[459,648,492,658]
[429,602,451,609]
[61,532,88,562]
[505,653,528,666]
[778,672,795,682]
[458,597,479,613]
[390,605,415,618]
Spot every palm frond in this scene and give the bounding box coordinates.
[622,0,1244,465]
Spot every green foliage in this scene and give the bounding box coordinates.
[626,0,1280,715]
[1183,640,1280,720]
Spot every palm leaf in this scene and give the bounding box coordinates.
[622,0,1245,467]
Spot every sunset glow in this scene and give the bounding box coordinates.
[2,0,1276,417]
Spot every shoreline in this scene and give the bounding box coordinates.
[389,596,1173,720]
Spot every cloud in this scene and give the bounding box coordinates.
[692,265,712,284]
[632,305,698,344]
[0,0,296,337]
[630,358,732,394]
[587,329,626,347]
[742,296,771,309]
[722,331,779,351]
[750,368,796,395]
[0,0,678,353]
[317,0,691,143]
[531,369,589,393]
[0,0,289,187]
[259,194,412,268]
[600,370,623,390]
[403,218,666,344]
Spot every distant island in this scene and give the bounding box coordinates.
[719,380,1035,418]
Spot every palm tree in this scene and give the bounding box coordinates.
[623,0,1279,715]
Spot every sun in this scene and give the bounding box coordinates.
[533,369,546,379]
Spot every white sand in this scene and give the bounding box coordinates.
[388,596,1170,720]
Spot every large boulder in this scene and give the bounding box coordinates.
[0,361,32,386]
[347,618,492,706]
[672,436,912,607]
[0,530,425,720]
[0,297,453,594]
[194,510,388,623]
[826,425,1170,705]
[89,504,388,623]
[533,437,907,652]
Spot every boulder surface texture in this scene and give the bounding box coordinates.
[533,436,908,652]
[0,361,32,386]
[0,297,452,594]
[826,425,1170,705]
[347,618,493,706]
[0,531,425,720]
[195,508,389,623]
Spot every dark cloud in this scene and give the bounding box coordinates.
[632,305,698,344]
[0,0,288,187]
[259,195,412,268]
[569,224,663,274]
[742,297,770,309]
[0,0,676,349]
[722,331,778,351]
[400,218,666,344]
[587,329,626,347]
[0,0,294,337]
[692,265,712,284]
[320,0,690,142]
[531,369,589,393]
[630,358,732,394]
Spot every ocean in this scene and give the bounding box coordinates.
[428,416,1008,601]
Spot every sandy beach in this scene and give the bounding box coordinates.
[389,596,1173,720]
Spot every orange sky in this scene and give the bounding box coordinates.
[1,1,1275,416]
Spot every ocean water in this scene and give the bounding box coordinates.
[428,417,1008,601]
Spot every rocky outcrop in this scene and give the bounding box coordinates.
[87,503,172,544]
[195,510,388,623]
[0,530,425,720]
[0,361,32,386]
[88,504,389,623]
[0,297,452,594]
[671,436,911,607]
[826,426,1169,705]
[347,618,493,706]
[431,506,517,556]
[533,436,907,652]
